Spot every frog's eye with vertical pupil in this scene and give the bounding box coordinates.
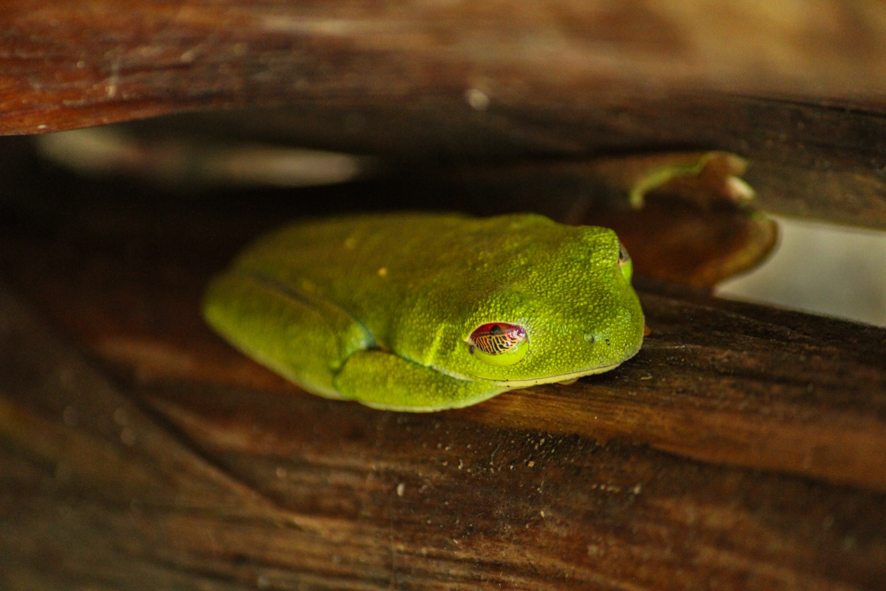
[467,322,529,366]
[617,241,633,281]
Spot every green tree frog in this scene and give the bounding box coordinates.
[203,213,644,411]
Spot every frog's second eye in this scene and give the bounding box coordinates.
[467,322,529,366]
[617,241,633,282]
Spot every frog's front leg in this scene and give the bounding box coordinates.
[333,350,505,412]
[203,271,372,398]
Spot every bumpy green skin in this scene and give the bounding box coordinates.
[203,213,645,411]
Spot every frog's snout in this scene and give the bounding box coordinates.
[595,302,646,361]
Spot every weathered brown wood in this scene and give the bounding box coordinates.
[2,283,885,590]
[2,1,885,227]
[3,0,883,135]
[1,143,884,589]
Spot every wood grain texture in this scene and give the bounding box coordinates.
[1,144,884,589]
[2,1,885,227]
[1,282,885,590]
[2,0,883,135]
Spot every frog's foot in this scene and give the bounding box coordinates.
[626,151,755,209]
[204,271,372,397]
[333,350,504,412]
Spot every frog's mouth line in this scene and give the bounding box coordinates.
[487,362,623,389]
[429,360,623,388]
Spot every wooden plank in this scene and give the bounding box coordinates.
[1,285,885,590]
[2,283,885,590]
[2,1,884,227]
[2,0,883,136]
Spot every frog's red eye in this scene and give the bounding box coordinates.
[617,241,631,266]
[468,322,527,357]
[617,241,633,281]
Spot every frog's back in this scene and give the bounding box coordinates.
[229,212,561,341]
[234,212,557,291]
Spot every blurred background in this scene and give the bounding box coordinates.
[719,217,885,326]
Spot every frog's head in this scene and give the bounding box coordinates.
[445,225,644,387]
